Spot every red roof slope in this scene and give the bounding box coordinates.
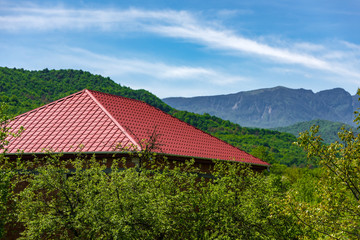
[6,89,270,166]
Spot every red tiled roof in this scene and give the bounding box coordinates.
[5,89,270,166]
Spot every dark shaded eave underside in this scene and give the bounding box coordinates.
[4,151,270,168]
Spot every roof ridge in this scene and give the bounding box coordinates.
[86,89,146,103]
[85,89,141,150]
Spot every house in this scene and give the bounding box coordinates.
[5,89,270,171]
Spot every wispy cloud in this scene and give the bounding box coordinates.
[340,41,360,55]
[1,3,360,85]
[150,25,332,69]
[0,40,247,90]
[292,42,325,52]
[0,6,194,31]
[62,48,246,85]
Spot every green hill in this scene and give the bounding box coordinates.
[0,67,171,115]
[273,119,360,144]
[0,67,306,166]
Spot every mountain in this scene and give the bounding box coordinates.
[0,67,307,166]
[163,86,357,128]
[273,119,360,144]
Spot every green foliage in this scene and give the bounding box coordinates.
[1,148,302,239]
[0,103,23,239]
[283,91,360,238]
[0,67,171,115]
[273,119,360,144]
[0,171,10,239]
[4,118,307,239]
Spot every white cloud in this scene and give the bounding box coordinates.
[61,47,245,85]
[342,41,360,51]
[292,42,325,52]
[149,25,332,69]
[1,3,360,85]
[0,40,247,93]
[216,9,253,18]
[0,6,194,31]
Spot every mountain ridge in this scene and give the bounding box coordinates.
[163,86,358,128]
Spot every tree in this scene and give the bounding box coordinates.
[9,152,301,239]
[250,145,275,164]
[285,90,360,239]
[0,103,23,239]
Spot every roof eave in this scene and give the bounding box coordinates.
[4,151,270,167]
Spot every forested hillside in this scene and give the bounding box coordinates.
[0,67,171,115]
[273,119,360,144]
[0,67,306,166]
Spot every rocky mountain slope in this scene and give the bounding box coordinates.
[163,86,358,128]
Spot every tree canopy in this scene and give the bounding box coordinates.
[0,67,171,115]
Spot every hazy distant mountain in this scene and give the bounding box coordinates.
[163,86,358,128]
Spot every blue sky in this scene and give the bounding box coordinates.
[1,0,360,98]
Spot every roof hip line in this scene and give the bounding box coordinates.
[85,89,141,150]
